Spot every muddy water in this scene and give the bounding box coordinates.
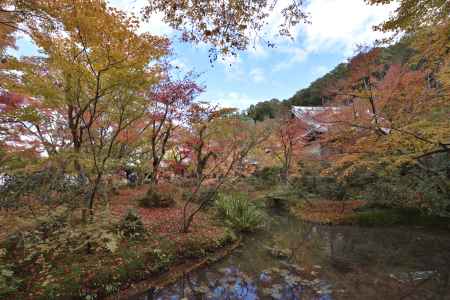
[133,210,450,300]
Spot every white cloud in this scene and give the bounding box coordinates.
[312,65,329,77]
[244,0,304,58]
[217,54,246,81]
[250,68,266,83]
[283,47,308,63]
[201,91,258,110]
[273,46,308,71]
[220,92,257,110]
[107,0,173,36]
[301,0,396,56]
[251,0,396,71]
[248,43,269,58]
[219,54,241,67]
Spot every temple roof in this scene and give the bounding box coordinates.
[291,106,341,133]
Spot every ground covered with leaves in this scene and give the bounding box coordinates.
[291,199,450,228]
[0,186,235,300]
[291,200,366,224]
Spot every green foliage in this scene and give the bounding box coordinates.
[0,165,83,210]
[174,231,233,259]
[250,166,283,187]
[138,186,176,208]
[247,98,286,121]
[117,209,147,240]
[4,209,119,266]
[363,175,450,218]
[182,185,218,205]
[118,250,147,281]
[197,186,219,203]
[147,248,173,269]
[380,37,416,65]
[293,173,348,201]
[246,63,350,121]
[265,185,301,209]
[351,208,449,227]
[0,209,124,298]
[177,236,210,258]
[364,181,414,208]
[287,63,348,106]
[215,193,264,232]
[216,228,238,246]
[0,249,21,298]
[297,156,449,218]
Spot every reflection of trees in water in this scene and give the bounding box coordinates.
[140,287,156,300]
[152,266,307,300]
[169,269,257,299]
[315,226,450,299]
[268,216,450,299]
[272,218,327,267]
[145,215,450,300]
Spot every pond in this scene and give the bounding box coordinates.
[131,210,450,300]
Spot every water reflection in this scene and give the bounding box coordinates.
[132,211,450,300]
[141,267,331,300]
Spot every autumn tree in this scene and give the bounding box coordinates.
[145,76,202,184]
[1,1,169,216]
[143,0,309,59]
[325,46,389,132]
[366,0,449,34]
[117,74,203,184]
[0,92,40,174]
[0,1,52,54]
[367,0,449,98]
[181,103,269,232]
[267,111,307,183]
[319,43,449,214]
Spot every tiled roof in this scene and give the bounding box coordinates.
[291,106,341,133]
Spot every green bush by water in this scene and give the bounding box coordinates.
[248,166,283,187]
[215,193,264,232]
[351,208,450,227]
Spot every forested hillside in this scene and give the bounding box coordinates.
[247,38,417,121]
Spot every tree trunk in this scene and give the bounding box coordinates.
[73,158,90,221]
[150,158,159,185]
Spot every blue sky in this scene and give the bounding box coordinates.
[9,0,395,111]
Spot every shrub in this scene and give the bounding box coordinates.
[197,186,217,203]
[117,209,146,240]
[250,166,282,187]
[290,173,349,201]
[0,249,21,298]
[215,228,238,247]
[215,193,264,232]
[177,237,210,258]
[146,248,173,270]
[0,168,83,210]
[265,185,299,209]
[182,185,218,205]
[139,185,175,208]
[350,208,449,227]
[364,181,415,208]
